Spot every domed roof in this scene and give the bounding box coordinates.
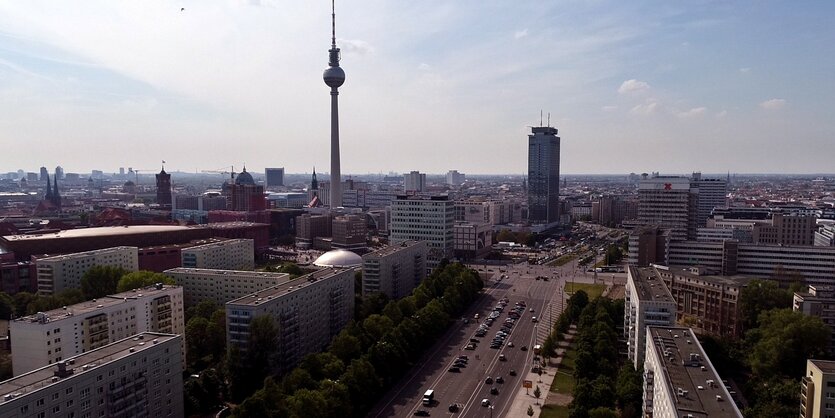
[313,249,362,268]
[235,168,255,185]
[124,180,135,186]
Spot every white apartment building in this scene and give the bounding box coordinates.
[164,268,290,306]
[181,238,254,270]
[226,268,355,375]
[801,359,835,418]
[625,266,676,368]
[361,241,427,298]
[390,195,454,270]
[35,246,139,295]
[0,332,183,418]
[643,326,741,418]
[446,170,465,186]
[10,285,185,376]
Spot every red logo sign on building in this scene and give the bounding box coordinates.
[664,183,672,190]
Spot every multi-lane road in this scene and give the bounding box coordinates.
[369,263,582,417]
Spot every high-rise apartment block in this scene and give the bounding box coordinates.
[361,241,428,298]
[404,171,427,192]
[226,268,354,374]
[10,284,185,375]
[264,167,285,187]
[801,359,835,418]
[625,266,676,368]
[389,194,454,270]
[35,246,139,295]
[643,326,742,418]
[180,238,254,270]
[527,126,560,225]
[690,172,728,228]
[446,170,465,186]
[39,166,48,182]
[165,268,290,306]
[0,333,183,418]
[638,176,695,241]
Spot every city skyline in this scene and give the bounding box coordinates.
[1,1,833,174]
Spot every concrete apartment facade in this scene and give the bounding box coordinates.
[643,326,742,418]
[226,268,355,375]
[10,285,185,375]
[180,238,254,270]
[801,359,835,418]
[35,246,139,295]
[0,332,183,418]
[625,266,677,368]
[164,268,290,306]
[361,241,428,298]
[389,195,454,270]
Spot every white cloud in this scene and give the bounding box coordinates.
[677,107,706,119]
[716,110,728,118]
[760,98,787,110]
[339,39,374,55]
[739,67,751,74]
[601,105,618,112]
[618,79,650,94]
[418,63,431,71]
[630,100,658,115]
[514,29,528,39]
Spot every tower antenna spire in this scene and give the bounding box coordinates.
[547,112,551,127]
[331,0,336,48]
[540,110,543,126]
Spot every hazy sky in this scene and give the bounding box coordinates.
[1,1,833,175]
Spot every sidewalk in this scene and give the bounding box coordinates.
[505,330,577,417]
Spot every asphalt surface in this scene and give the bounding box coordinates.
[368,263,576,418]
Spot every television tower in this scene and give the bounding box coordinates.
[323,0,345,208]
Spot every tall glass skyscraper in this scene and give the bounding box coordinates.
[527,126,560,224]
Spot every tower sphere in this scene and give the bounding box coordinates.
[323,66,345,88]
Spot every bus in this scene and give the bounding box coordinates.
[422,389,434,406]
[533,344,542,355]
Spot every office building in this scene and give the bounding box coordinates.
[295,213,332,249]
[180,238,254,270]
[638,176,695,241]
[446,170,465,186]
[389,195,454,270]
[38,167,48,182]
[226,268,354,374]
[35,246,139,295]
[0,332,183,418]
[627,226,671,267]
[54,166,63,180]
[690,173,727,228]
[453,222,493,259]
[751,212,816,246]
[794,286,835,355]
[265,167,285,187]
[816,222,835,247]
[625,266,676,368]
[10,284,184,375]
[643,326,742,418]
[362,241,427,298]
[801,359,835,418]
[527,126,560,225]
[155,167,172,209]
[331,214,368,253]
[404,171,427,192]
[165,268,289,306]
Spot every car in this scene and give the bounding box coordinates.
[481,399,491,407]
[448,367,461,373]
[507,341,514,347]
[470,338,480,343]
[530,308,535,312]
[521,345,528,351]
[458,355,469,360]
[485,377,493,384]
[490,387,499,395]
[496,376,504,384]
[465,344,476,350]
[448,404,459,412]
[499,354,507,361]
[534,276,540,280]
[474,313,480,319]
[414,410,430,416]
[509,369,517,376]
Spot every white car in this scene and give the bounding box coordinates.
[481,399,491,407]
[507,341,514,347]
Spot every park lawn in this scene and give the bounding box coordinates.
[564,282,605,299]
[548,254,577,267]
[540,405,570,418]
[550,342,576,394]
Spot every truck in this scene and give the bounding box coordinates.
[422,389,434,406]
[533,344,542,355]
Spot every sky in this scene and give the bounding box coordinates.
[1,1,834,176]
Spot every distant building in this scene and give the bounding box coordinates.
[165,268,289,306]
[34,246,139,295]
[226,268,355,375]
[181,238,254,270]
[625,266,676,368]
[527,126,560,225]
[801,359,835,418]
[0,332,183,418]
[390,194,454,270]
[627,226,670,267]
[638,176,695,241]
[815,222,835,247]
[155,167,172,209]
[296,213,332,249]
[39,166,48,182]
[331,214,368,253]
[794,286,835,355]
[265,167,285,187]
[224,168,266,211]
[10,284,185,375]
[54,165,63,180]
[446,170,465,186]
[453,222,492,259]
[362,241,428,298]
[690,172,728,228]
[643,326,742,418]
[404,171,427,192]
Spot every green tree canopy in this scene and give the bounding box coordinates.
[746,308,830,377]
[81,265,129,299]
[739,279,792,329]
[116,270,174,292]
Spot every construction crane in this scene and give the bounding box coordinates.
[200,165,236,181]
[130,169,158,185]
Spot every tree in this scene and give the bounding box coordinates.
[739,279,792,329]
[329,330,363,363]
[588,407,618,418]
[533,385,541,405]
[117,270,174,292]
[527,405,534,417]
[0,293,14,320]
[746,308,830,377]
[615,364,642,418]
[81,265,128,299]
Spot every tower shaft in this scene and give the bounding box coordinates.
[330,88,342,207]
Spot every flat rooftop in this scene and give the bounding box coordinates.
[0,332,178,400]
[363,241,424,258]
[810,359,835,374]
[655,266,754,288]
[184,238,248,251]
[647,326,741,417]
[13,285,179,324]
[35,246,137,262]
[630,266,675,303]
[165,268,289,280]
[1,225,196,241]
[227,267,353,307]
[206,222,267,229]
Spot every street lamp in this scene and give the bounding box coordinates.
[489,405,495,418]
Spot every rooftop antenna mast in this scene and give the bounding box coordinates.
[540,110,543,126]
[547,112,551,127]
